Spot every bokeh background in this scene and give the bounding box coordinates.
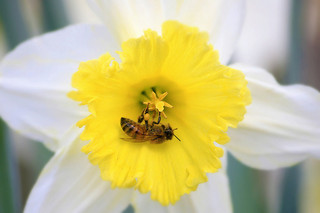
[0,0,319,213]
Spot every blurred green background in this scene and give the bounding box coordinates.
[0,0,319,213]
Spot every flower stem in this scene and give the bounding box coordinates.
[0,119,21,213]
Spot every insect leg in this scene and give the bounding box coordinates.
[150,135,164,144]
[145,119,149,130]
[152,112,161,125]
[138,103,150,123]
[138,109,145,123]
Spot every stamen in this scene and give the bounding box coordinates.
[143,91,173,112]
[143,91,173,122]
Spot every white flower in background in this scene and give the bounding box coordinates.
[0,0,319,212]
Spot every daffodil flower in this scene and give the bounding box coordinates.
[0,0,319,212]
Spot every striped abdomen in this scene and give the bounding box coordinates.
[121,117,146,139]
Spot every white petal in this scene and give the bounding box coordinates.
[225,64,320,169]
[0,24,119,151]
[132,154,232,213]
[24,139,133,213]
[177,0,245,64]
[88,0,177,43]
[88,0,245,64]
[233,0,290,72]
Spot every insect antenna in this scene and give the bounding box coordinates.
[171,128,181,141]
[173,134,181,141]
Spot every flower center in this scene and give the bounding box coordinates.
[131,77,186,122]
[140,89,172,116]
[69,20,251,205]
[139,86,167,107]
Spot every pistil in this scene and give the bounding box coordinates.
[143,91,173,119]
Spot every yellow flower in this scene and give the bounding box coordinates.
[69,21,251,205]
[0,0,319,212]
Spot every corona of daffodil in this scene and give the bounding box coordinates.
[0,0,320,212]
[69,20,251,205]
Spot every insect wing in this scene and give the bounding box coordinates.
[120,137,154,143]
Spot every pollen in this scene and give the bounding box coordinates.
[143,91,173,119]
[69,20,251,205]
